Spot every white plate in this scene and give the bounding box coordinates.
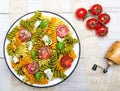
[3,11,81,88]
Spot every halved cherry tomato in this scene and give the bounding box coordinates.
[95,26,108,37]
[56,25,69,38]
[98,13,111,24]
[60,55,73,69]
[27,62,39,74]
[90,4,103,16]
[18,29,31,42]
[86,18,98,30]
[75,8,87,20]
[38,46,50,59]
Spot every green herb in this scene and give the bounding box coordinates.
[40,19,49,29]
[34,71,41,82]
[31,50,36,59]
[56,42,65,51]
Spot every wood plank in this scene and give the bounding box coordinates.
[0,0,9,13]
[89,0,120,8]
[0,14,10,58]
[9,0,28,23]
[27,0,43,12]
[28,0,63,13]
[0,59,11,91]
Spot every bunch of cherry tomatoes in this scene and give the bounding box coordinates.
[75,4,111,37]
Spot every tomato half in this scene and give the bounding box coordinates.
[90,4,103,16]
[86,18,98,30]
[27,62,39,74]
[60,55,73,69]
[95,26,108,37]
[98,13,111,24]
[38,46,50,59]
[75,8,87,20]
[56,25,69,38]
[18,29,31,42]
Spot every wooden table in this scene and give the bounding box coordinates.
[1,0,120,91]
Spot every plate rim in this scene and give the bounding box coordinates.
[3,11,81,88]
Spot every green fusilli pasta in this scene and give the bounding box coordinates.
[7,43,14,56]
[48,52,59,69]
[64,36,79,45]
[29,11,42,22]
[20,11,42,32]
[17,67,24,76]
[57,45,73,55]
[7,26,19,41]
[32,28,45,50]
[20,20,34,32]
[53,69,67,79]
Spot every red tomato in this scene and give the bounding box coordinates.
[27,62,39,74]
[86,18,98,30]
[75,8,87,20]
[98,22,103,27]
[56,25,69,38]
[98,13,111,24]
[95,26,108,37]
[90,4,103,15]
[18,29,31,42]
[60,55,73,69]
[38,47,50,59]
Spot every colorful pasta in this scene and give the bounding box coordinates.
[7,26,19,41]
[7,43,15,56]
[56,63,66,72]
[64,35,79,45]
[53,69,67,79]
[68,50,77,60]
[6,11,79,85]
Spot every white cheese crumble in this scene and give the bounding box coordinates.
[35,21,41,28]
[44,69,53,80]
[13,56,19,63]
[28,41,33,50]
[57,37,64,42]
[42,35,52,46]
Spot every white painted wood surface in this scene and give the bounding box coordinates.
[1,0,120,91]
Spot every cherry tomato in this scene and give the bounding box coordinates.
[98,22,103,27]
[56,25,69,38]
[18,29,31,42]
[98,13,111,24]
[38,46,50,59]
[60,55,73,69]
[75,8,87,20]
[95,26,108,37]
[90,4,103,15]
[27,62,39,74]
[86,18,98,30]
